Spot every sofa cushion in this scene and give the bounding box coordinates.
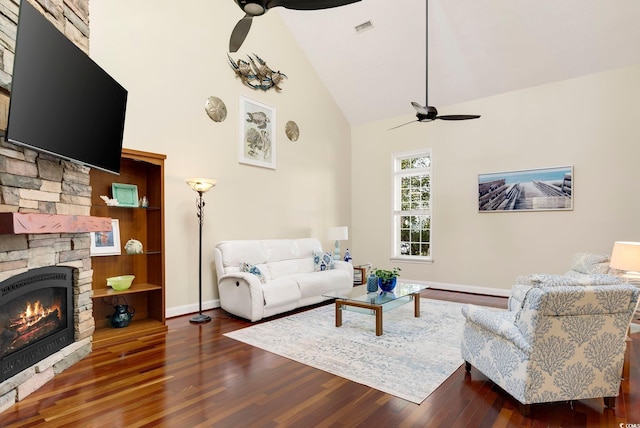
[563,271,623,285]
[292,270,351,299]
[313,251,335,271]
[267,259,302,278]
[515,274,581,287]
[240,262,267,284]
[262,277,301,307]
[569,252,611,275]
[216,240,269,269]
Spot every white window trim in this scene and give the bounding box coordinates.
[390,149,433,263]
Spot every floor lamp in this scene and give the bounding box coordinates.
[186,178,217,324]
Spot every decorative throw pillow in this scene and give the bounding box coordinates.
[570,253,611,275]
[240,262,266,284]
[313,251,335,272]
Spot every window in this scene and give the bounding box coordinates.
[392,150,431,260]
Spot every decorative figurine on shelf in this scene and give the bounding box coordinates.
[343,249,352,263]
[139,196,149,208]
[100,195,119,206]
[124,239,143,254]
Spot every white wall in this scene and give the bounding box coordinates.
[352,65,640,294]
[90,0,640,309]
[89,0,352,316]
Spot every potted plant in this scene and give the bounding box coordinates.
[373,267,401,292]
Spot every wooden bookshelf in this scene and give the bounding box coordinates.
[89,148,167,347]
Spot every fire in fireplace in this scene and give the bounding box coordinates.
[0,266,74,382]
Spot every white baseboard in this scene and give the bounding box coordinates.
[164,282,509,319]
[166,299,220,319]
[407,279,512,298]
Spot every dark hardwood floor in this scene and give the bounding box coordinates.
[1,289,638,427]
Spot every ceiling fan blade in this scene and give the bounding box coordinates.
[229,14,253,53]
[268,0,361,10]
[436,115,481,121]
[389,120,419,130]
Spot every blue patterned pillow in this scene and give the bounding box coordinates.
[240,262,266,283]
[313,251,335,271]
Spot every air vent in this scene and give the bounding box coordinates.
[354,20,374,33]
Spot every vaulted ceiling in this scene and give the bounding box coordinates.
[274,0,640,125]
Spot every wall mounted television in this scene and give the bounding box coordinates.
[5,0,127,175]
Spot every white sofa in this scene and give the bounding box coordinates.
[213,238,353,321]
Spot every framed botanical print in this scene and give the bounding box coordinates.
[239,96,276,169]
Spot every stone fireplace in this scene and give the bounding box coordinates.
[0,0,97,414]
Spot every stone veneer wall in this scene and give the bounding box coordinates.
[0,0,94,413]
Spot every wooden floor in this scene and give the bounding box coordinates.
[0,289,638,427]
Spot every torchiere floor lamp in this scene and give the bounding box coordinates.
[186,178,217,324]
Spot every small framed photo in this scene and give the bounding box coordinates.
[239,96,276,170]
[90,219,121,256]
[353,267,366,285]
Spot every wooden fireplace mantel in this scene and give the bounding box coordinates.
[0,212,112,235]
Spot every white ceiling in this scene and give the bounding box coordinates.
[274,0,640,125]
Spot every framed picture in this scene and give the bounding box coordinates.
[90,219,121,256]
[353,267,366,285]
[239,96,276,169]
[112,183,139,207]
[478,166,573,212]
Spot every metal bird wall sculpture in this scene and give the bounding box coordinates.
[228,53,287,91]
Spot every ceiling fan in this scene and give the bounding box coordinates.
[390,0,480,130]
[229,0,362,53]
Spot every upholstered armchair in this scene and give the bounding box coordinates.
[461,284,640,415]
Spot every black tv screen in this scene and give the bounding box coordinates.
[6,0,127,175]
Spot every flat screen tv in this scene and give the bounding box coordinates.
[5,0,127,175]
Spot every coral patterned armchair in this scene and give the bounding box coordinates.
[461,284,640,415]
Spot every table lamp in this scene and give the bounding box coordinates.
[328,226,348,260]
[609,241,640,284]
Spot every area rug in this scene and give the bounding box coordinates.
[224,298,481,404]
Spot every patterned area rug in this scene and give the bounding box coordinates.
[224,298,478,404]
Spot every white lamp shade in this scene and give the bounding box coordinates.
[609,241,640,272]
[186,178,217,193]
[328,226,348,241]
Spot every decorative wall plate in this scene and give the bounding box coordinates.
[285,121,299,142]
[112,183,139,207]
[205,96,227,122]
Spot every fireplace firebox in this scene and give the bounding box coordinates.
[0,266,74,382]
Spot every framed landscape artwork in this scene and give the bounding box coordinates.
[478,166,573,212]
[239,96,276,169]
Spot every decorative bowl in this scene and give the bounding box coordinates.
[107,275,135,291]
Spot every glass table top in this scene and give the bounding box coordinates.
[323,282,429,306]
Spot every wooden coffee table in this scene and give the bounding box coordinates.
[322,283,429,336]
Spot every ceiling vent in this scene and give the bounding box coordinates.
[354,20,374,34]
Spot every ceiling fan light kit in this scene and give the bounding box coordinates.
[237,1,266,16]
[229,0,362,53]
